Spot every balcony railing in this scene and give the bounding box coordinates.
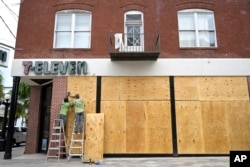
[109,33,160,60]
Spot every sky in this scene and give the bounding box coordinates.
[0,0,20,89]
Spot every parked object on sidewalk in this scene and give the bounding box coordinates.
[1,127,27,147]
[13,127,27,147]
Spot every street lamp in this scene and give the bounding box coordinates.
[0,94,11,151]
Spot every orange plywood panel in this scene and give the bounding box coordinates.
[101,101,126,153]
[101,77,120,100]
[144,101,172,153]
[84,113,104,161]
[199,77,249,101]
[176,101,205,154]
[119,77,170,101]
[175,77,199,100]
[201,101,230,154]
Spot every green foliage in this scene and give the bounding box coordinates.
[0,72,4,98]
[16,82,30,119]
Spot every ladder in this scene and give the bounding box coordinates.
[46,119,67,162]
[68,121,84,161]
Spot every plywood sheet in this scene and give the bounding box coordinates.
[67,76,96,101]
[176,101,205,154]
[101,77,120,100]
[84,113,104,161]
[119,77,170,101]
[199,77,249,101]
[144,101,172,153]
[200,101,230,154]
[174,77,199,100]
[126,101,146,153]
[227,101,250,150]
[101,101,126,153]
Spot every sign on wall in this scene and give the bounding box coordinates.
[0,45,10,68]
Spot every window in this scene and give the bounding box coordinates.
[178,9,217,48]
[54,10,92,49]
[124,11,144,51]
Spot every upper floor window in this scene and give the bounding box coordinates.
[178,9,217,48]
[54,10,92,49]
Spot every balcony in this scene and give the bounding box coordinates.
[109,33,160,61]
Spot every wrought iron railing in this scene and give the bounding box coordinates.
[109,33,160,53]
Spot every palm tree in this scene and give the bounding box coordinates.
[0,72,4,129]
[8,82,30,126]
[15,82,30,126]
[0,71,4,98]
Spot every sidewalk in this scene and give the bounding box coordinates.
[0,146,229,167]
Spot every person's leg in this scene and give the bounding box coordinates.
[79,113,83,133]
[62,115,67,132]
[74,114,79,133]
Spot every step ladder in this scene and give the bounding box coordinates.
[46,119,67,162]
[67,121,84,161]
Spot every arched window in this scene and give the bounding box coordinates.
[124,11,144,51]
[178,9,217,48]
[54,10,92,48]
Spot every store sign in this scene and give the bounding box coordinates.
[22,61,88,75]
[0,46,10,68]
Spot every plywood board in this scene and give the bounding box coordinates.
[67,76,97,101]
[200,101,230,154]
[174,77,199,100]
[101,77,120,100]
[126,101,147,153]
[119,77,170,101]
[84,113,104,161]
[176,101,205,154]
[144,101,172,153]
[199,77,249,101]
[227,101,250,150]
[66,76,97,152]
[101,101,126,153]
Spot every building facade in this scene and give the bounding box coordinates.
[12,0,250,156]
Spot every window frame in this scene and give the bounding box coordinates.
[178,9,217,48]
[53,10,92,49]
[124,10,144,51]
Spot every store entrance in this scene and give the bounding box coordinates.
[38,83,52,153]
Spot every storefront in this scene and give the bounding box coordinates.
[10,58,250,155]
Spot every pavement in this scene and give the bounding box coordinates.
[0,145,230,167]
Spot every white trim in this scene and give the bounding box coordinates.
[11,58,250,79]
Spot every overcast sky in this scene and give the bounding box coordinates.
[0,0,20,88]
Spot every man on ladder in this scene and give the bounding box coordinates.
[68,93,85,161]
[46,92,72,161]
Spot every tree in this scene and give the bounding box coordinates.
[0,71,4,129]
[0,71,4,98]
[15,82,30,125]
[8,82,30,126]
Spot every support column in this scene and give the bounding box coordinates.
[4,76,20,159]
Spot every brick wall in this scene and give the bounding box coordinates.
[15,0,250,59]
[25,86,41,153]
[50,77,68,133]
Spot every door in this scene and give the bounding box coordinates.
[124,11,144,52]
[38,83,52,153]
